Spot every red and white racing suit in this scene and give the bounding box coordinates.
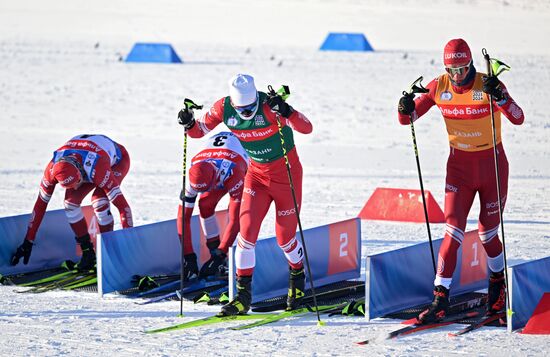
[177,132,249,255]
[188,92,313,276]
[25,134,133,242]
[398,70,524,288]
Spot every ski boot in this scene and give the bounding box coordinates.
[487,270,506,315]
[417,285,449,324]
[183,253,199,281]
[75,234,96,271]
[286,267,305,311]
[199,249,227,279]
[218,276,252,316]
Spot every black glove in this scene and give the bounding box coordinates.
[482,76,505,102]
[183,253,199,281]
[177,109,195,129]
[266,94,293,118]
[398,93,415,115]
[199,249,227,279]
[10,239,33,265]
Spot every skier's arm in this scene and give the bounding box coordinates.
[285,109,313,134]
[24,162,57,242]
[187,98,225,138]
[398,79,438,125]
[493,82,525,125]
[264,94,313,134]
[110,193,133,228]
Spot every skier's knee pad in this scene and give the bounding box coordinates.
[63,200,84,223]
[280,237,303,265]
[235,234,256,270]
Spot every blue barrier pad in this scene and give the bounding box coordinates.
[510,256,550,330]
[243,218,361,303]
[320,33,374,52]
[99,211,226,295]
[125,43,182,63]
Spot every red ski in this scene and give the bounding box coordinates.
[448,311,506,337]
[356,310,479,345]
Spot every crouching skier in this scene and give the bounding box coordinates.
[177,74,313,315]
[176,131,248,280]
[11,134,133,271]
[397,39,524,323]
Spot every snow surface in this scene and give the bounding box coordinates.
[0,0,549,355]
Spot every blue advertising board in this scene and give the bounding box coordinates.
[98,211,227,295]
[0,207,97,275]
[99,216,361,300]
[367,230,488,319]
[231,218,361,303]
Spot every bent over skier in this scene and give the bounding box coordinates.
[177,73,313,315]
[11,134,133,271]
[397,39,524,323]
[177,131,248,280]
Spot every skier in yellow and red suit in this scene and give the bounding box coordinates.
[397,38,524,323]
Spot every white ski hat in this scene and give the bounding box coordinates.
[228,74,257,107]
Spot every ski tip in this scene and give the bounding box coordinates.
[448,332,457,338]
[317,320,327,327]
[355,340,369,345]
[144,329,162,334]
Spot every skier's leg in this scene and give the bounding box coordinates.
[91,190,114,233]
[273,161,305,310]
[220,173,270,316]
[235,177,271,277]
[478,149,509,314]
[64,184,94,238]
[64,184,96,270]
[419,156,476,323]
[197,190,227,278]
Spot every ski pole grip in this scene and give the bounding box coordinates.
[267,85,291,100]
[405,76,428,96]
[183,98,203,111]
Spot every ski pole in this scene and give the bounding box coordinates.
[403,77,437,275]
[482,48,512,323]
[267,85,324,326]
[178,98,203,317]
